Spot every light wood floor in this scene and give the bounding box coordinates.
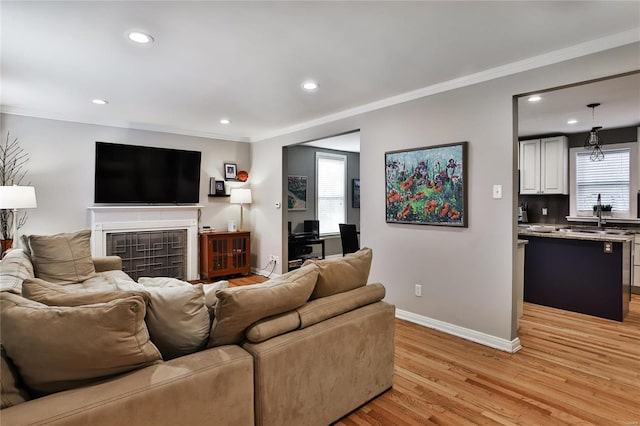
[230,276,640,425]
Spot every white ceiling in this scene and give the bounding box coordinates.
[518,72,640,137]
[1,2,639,143]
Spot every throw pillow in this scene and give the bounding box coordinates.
[207,263,319,347]
[0,249,34,294]
[0,292,161,396]
[138,277,191,287]
[303,247,372,299]
[135,277,228,308]
[203,280,229,308]
[26,229,96,284]
[1,346,30,409]
[22,277,150,306]
[116,281,211,360]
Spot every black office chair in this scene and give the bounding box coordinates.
[339,223,359,256]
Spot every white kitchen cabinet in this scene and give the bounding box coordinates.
[519,136,568,195]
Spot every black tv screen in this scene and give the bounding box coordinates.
[95,142,201,204]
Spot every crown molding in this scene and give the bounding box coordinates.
[0,107,251,143]
[250,28,640,142]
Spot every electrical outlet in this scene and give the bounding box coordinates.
[542,208,548,215]
[270,255,280,264]
[415,284,422,297]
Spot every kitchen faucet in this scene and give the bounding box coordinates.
[596,193,603,229]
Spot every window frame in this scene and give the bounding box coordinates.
[569,142,638,218]
[315,151,347,236]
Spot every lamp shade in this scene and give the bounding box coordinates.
[230,188,252,204]
[0,186,37,209]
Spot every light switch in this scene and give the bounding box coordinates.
[492,185,502,199]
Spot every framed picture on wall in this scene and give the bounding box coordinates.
[224,163,237,180]
[215,180,226,195]
[287,175,307,211]
[385,141,467,227]
[352,179,360,208]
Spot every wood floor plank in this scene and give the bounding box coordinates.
[335,295,640,425]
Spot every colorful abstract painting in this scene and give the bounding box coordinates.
[385,142,467,227]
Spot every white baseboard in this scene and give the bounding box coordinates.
[251,266,281,279]
[396,309,522,353]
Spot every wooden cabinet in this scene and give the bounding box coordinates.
[519,136,568,195]
[199,231,250,280]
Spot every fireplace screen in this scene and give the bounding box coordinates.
[106,230,187,281]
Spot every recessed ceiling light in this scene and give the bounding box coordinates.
[528,95,542,102]
[92,99,108,105]
[220,119,230,125]
[567,119,578,125]
[302,81,319,91]
[128,32,154,44]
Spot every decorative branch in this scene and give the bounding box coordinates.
[0,132,31,240]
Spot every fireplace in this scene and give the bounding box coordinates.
[89,205,201,280]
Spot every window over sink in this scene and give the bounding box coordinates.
[570,142,638,218]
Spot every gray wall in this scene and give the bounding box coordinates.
[286,145,360,231]
[0,114,251,237]
[285,144,360,257]
[249,43,640,345]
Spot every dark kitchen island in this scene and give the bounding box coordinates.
[518,229,632,321]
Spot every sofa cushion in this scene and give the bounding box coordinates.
[74,269,134,289]
[21,277,150,306]
[303,247,372,299]
[0,249,34,294]
[1,346,30,409]
[26,230,96,284]
[245,310,301,343]
[208,263,319,347]
[0,292,161,396]
[116,281,211,360]
[297,283,386,328]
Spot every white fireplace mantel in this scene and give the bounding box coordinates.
[88,205,203,280]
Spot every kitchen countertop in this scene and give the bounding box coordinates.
[518,227,634,243]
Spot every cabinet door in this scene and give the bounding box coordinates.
[541,136,568,194]
[210,236,229,273]
[229,235,248,270]
[519,139,540,194]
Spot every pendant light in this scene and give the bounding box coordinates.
[583,103,604,161]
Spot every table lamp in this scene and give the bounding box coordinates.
[230,188,252,231]
[0,185,37,248]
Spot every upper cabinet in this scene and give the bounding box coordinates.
[519,136,568,195]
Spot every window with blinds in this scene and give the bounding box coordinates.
[316,152,346,235]
[575,148,630,213]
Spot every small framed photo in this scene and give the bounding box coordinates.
[352,178,360,208]
[224,163,237,180]
[215,180,226,195]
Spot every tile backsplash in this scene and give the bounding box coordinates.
[518,194,569,225]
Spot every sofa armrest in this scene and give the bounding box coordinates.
[0,346,254,426]
[244,301,395,426]
[92,256,122,272]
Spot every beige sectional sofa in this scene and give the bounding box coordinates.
[0,232,394,426]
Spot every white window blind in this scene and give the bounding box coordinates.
[316,153,346,235]
[575,148,630,213]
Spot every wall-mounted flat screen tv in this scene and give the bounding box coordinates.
[95,142,201,204]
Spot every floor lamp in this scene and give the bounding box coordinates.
[230,188,252,231]
[0,185,38,248]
